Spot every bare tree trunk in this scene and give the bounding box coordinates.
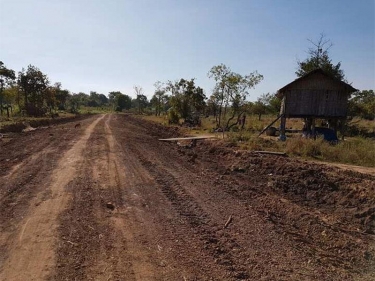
[279,116,286,141]
[218,100,223,128]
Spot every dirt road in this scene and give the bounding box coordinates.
[0,114,374,280]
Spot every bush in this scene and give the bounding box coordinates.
[167,108,179,124]
[231,125,239,132]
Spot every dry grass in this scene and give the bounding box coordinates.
[284,136,375,167]
[139,114,375,167]
[227,133,375,167]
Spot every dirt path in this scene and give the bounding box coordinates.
[0,115,104,280]
[0,114,374,280]
[308,160,375,176]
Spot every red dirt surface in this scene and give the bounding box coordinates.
[0,114,374,280]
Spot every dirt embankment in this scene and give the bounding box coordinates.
[0,114,91,133]
[0,113,374,281]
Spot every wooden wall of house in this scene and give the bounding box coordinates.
[284,89,347,117]
[281,72,350,117]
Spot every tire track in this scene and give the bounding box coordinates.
[126,142,251,280]
[53,114,165,281]
[0,115,105,281]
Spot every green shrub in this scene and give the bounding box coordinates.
[167,108,180,124]
[231,125,239,132]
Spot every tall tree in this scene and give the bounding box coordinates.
[166,78,206,120]
[134,86,147,114]
[251,99,267,121]
[296,33,345,81]
[349,90,375,120]
[258,93,281,115]
[18,65,49,116]
[151,81,167,116]
[109,91,123,109]
[0,61,16,116]
[73,92,90,107]
[54,83,70,110]
[116,93,132,111]
[98,94,108,105]
[206,92,221,120]
[67,93,81,113]
[208,64,263,130]
[44,86,57,113]
[88,91,100,107]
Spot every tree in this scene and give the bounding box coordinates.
[151,81,167,116]
[1,85,18,117]
[109,91,131,111]
[67,93,81,113]
[251,100,267,121]
[98,94,108,105]
[44,86,57,113]
[166,78,206,121]
[109,91,122,109]
[296,33,345,81]
[78,92,90,104]
[116,93,132,111]
[208,64,263,130]
[258,93,281,115]
[206,92,221,119]
[88,91,99,107]
[0,61,16,116]
[2,85,18,105]
[18,65,49,116]
[349,90,375,120]
[134,86,148,114]
[54,83,70,110]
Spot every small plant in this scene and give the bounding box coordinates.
[167,108,180,124]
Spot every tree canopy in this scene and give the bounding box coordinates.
[208,64,263,129]
[349,90,375,120]
[0,61,16,113]
[296,34,345,81]
[166,78,206,120]
[17,65,50,116]
[108,91,131,111]
[0,61,16,82]
[150,81,168,116]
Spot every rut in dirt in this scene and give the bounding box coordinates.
[0,115,104,281]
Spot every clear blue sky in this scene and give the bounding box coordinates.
[1,0,374,101]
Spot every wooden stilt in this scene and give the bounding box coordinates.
[312,118,316,140]
[279,116,286,141]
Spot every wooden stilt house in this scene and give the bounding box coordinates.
[276,69,357,140]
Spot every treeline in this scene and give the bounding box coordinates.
[0,62,113,117]
[145,66,274,130]
[0,62,160,117]
[1,61,373,125]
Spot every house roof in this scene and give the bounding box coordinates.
[277,69,358,96]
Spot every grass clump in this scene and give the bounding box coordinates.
[285,137,375,167]
[226,130,374,167]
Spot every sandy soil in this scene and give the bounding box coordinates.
[0,114,374,281]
